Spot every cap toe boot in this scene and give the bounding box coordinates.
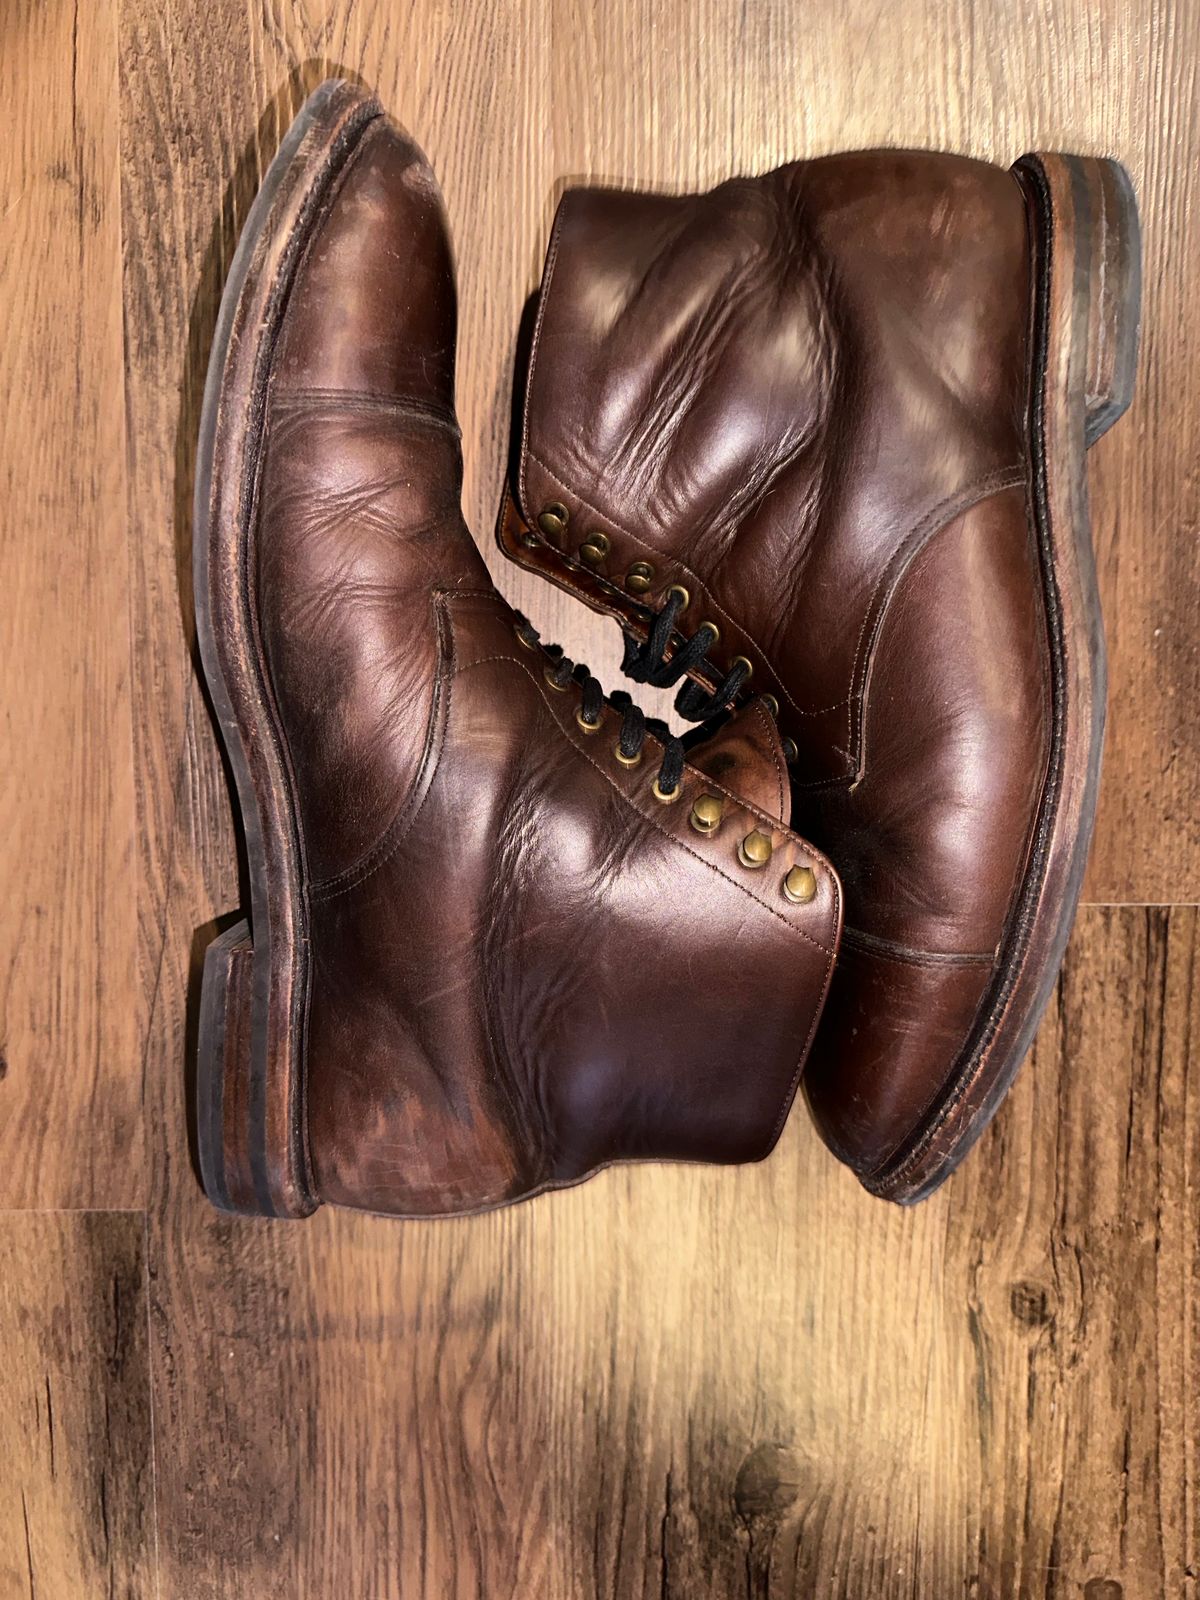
[194,81,843,1220]
[500,146,1140,1200]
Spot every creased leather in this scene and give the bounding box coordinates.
[505,149,1051,1177]
[253,116,843,1215]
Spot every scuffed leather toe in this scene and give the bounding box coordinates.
[273,113,457,406]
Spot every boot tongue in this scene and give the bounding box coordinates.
[685,700,790,827]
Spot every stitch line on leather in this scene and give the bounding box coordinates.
[517,201,567,513]
[430,589,523,671]
[767,937,836,1152]
[749,699,788,822]
[310,593,456,900]
[449,648,829,857]
[271,387,462,434]
[452,651,839,955]
[842,926,995,967]
[845,465,1027,765]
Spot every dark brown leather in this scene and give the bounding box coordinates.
[252,116,842,1215]
[502,151,1050,1185]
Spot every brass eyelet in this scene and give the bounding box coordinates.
[537,502,569,538]
[520,531,540,551]
[652,777,682,805]
[689,794,723,834]
[626,562,655,594]
[666,583,691,612]
[580,532,610,564]
[544,665,572,693]
[732,654,753,681]
[781,736,799,764]
[514,623,538,651]
[782,865,817,904]
[614,744,643,769]
[700,621,721,649]
[575,708,603,734]
[762,694,779,718]
[738,829,773,870]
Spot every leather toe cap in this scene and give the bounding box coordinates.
[802,935,996,1180]
[273,111,457,407]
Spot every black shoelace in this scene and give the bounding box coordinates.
[620,587,752,722]
[515,613,723,797]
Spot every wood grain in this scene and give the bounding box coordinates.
[0,0,1192,1592]
[0,1212,154,1598]
[0,0,140,1206]
[144,900,1200,1597]
[119,0,1199,1593]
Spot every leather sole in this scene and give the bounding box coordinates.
[866,153,1142,1203]
[193,80,385,1218]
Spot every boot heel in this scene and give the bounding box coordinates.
[1014,152,1142,446]
[196,920,317,1219]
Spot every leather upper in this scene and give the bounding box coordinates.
[502,151,1050,1180]
[251,116,842,1215]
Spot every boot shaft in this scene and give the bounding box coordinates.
[503,148,1033,788]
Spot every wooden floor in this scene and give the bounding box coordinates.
[2,0,1197,1593]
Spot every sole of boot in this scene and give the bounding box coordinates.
[193,80,385,1218]
[865,153,1142,1204]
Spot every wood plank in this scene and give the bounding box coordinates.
[0,1212,155,1598]
[0,0,140,1205]
[115,0,1200,1593]
[146,895,1200,1597]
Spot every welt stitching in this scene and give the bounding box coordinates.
[452,651,839,955]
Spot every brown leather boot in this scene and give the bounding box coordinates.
[193,82,842,1220]
[499,148,1140,1201]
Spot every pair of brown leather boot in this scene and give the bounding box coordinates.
[194,82,1139,1218]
